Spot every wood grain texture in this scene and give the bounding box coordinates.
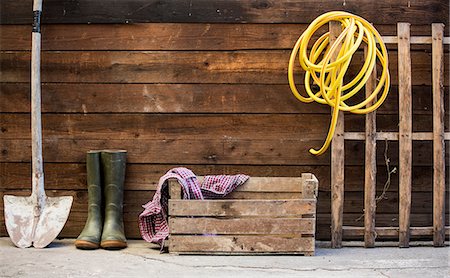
[2,163,447,193]
[168,179,182,200]
[169,199,316,217]
[0,114,332,140]
[1,0,447,25]
[221,176,303,193]
[1,51,447,86]
[169,218,314,235]
[0,82,319,114]
[2,138,449,166]
[301,173,318,199]
[169,235,314,254]
[0,138,330,165]
[398,23,412,248]
[168,173,317,254]
[329,21,345,249]
[1,24,440,51]
[343,226,450,237]
[2,83,448,114]
[0,136,449,166]
[364,48,377,248]
[0,113,445,141]
[432,23,446,247]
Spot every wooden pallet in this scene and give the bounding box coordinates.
[168,173,318,255]
[330,22,449,248]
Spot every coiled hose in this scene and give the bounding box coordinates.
[288,11,390,155]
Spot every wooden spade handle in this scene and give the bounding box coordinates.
[31,0,45,204]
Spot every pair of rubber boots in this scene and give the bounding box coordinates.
[75,150,127,250]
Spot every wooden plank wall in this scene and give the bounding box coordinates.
[0,0,449,241]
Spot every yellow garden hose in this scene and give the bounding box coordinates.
[288,11,390,155]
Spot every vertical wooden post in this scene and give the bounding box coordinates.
[397,23,412,248]
[329,21,345,249]
[431,23,445,247]
[364,45,378,248]
[301,173,319,199]
[169,179,182,200]
[168,179,181,252]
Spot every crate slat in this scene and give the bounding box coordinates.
[169,217,315,235]
[199,176,303,193]
[169,235,315,254]
[169,199,316,217]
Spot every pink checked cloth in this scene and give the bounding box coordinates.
[138,167,249,248]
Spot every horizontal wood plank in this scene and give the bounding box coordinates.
[2,163,447,193]
[1,0,447,25]
[2,83,447,115]
[345,132,450,141]
[0,24,440,51]
[0,138,331,165]
[1,114,445,141]
[1,51,447,86]
[1,139,448,166]
[0,114,332,140]
[169,199,316,217]
[197,176,303,193]
[343,226,450,237]
[169,217,314,235]
[0,83,320,114]
[169,235,314,253]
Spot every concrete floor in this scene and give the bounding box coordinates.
[0,238,448,278]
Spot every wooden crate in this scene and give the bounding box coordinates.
[167,173,318,255]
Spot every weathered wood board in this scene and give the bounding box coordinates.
[1,0,446,25]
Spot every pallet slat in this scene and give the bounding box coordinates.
[329,21,345,249]
[364,46,378,248]
[398,22,413,248]
[432,23,446,247]
[343,226,450,237]
[344,132,450,141]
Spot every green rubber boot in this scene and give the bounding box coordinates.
[100,150,127,250]
[75,151,103,249]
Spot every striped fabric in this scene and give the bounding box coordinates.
[138,167,249,250]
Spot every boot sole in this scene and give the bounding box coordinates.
[100,240,127,250]
[75,240,100,250]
